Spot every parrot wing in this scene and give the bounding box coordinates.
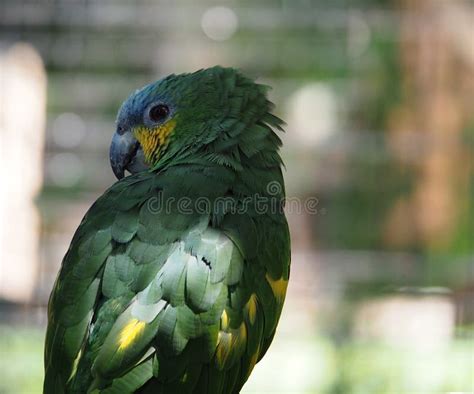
[44,169,290,394]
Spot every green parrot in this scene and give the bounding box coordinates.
[44,66,291,393]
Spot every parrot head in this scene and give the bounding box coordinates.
[110,66,279,179]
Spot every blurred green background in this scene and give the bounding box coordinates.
[0,0,473,393]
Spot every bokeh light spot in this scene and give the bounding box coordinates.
[48,153,84,187]
[52,112,85,148]
[201,7,238,41]
[287,83,339,146]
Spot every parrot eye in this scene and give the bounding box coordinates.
[149,104,170,123]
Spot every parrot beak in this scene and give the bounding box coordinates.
[110,127,149,180]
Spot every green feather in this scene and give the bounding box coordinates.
[44,67,290,394]
[102,358,154,394]
[111,209,139,243]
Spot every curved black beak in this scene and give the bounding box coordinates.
[110,127,149,179]
[109,129,139,179]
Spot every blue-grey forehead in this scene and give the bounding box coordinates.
[116,81,164,125]
[115,72,198,126]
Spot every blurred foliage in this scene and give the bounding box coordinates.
[1,325,472,394]
[318,34,413,251]
[0,326,45,394]
[329,340,474,394]
[1,0,472,392]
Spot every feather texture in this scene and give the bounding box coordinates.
[44,67,290,393]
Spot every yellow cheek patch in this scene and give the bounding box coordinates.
[118,318,146,351]
[266,274,288,304]
[133,119,176,164]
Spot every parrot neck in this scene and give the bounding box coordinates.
[152,154,285,202]
[150,113,285,199]
[152,133,283,179]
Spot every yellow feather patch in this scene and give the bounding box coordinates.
[118,319,146,351]
[181,372,188,383]
[266,274,288,304]
[220,309,229,331]
[215,322,247,370]
[245,293,258,325]
[245,345,260,380]
[67,349,82,383]
[133,119,176,164]
[215,331,232,369]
